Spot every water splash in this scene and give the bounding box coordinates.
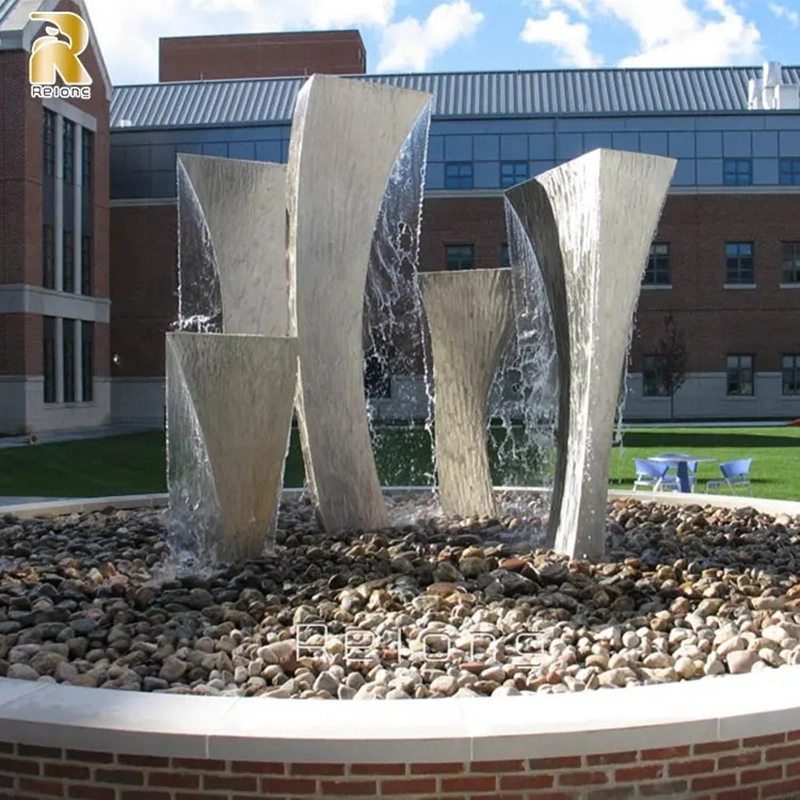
[176,160,222,332]
[494,199,559,515]
[363,101,434,488]
[164,343,222,569]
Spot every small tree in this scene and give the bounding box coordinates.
[655,312,689,419]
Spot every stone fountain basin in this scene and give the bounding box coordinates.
[0,490,799,799]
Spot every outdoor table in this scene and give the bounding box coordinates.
[648,453,718,493]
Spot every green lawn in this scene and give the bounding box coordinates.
[0,425,797,500]
[609,427,800,500]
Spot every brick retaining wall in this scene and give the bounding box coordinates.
[1,732,800,799]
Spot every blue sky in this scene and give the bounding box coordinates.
[83,0,800,86]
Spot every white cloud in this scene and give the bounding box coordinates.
[519,10,601,68]
[607,0,762,67]
[377,1,484,72]
[769,1,800,27]
[520,0,762,68]
[83,0,438,84]
[536,0,592,17]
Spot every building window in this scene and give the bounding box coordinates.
[782,355,800,395]
[63,120,75,184]
[43,316,56,404]
[444,162,473,190]
[723,159,752,186]
[81,235,93,295]
[445,244,474,270]
[779,158,800,185]
[782,242,800,284]
[81,322,94,402]
[42,224,55,289]
[725,242,754,285]
[500,161,528,189]
[727,354,754,396]
[63,318,75,403]
[644,243,670,286]
[500,243,511,268]
[81,129,94,187]
[43,109,56,177]
[81,129,94,297]
[63,230,74,293]
[642,355,669,397]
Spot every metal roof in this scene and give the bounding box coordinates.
[0,0,17,27]
[111,66,800,130]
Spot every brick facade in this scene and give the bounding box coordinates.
[0,314,41,375]
[1,734,800,798]
[0,0,110,298]
[109,192,800,385]
[0,49,31,287]
[109,205,177,379]
[0,0,112,433]
[158,30,366,82]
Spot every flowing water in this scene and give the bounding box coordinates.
[497,199,559,523]
[363,102,435,489]
[168,108,560,557]
[175,160,222,333]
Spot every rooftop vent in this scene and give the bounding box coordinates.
[117,119,134,127]
[748,61,800,110]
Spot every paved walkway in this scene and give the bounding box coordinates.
[0,424,160,450]
[0,497,64,508]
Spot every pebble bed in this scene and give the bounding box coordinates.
[1,496,800,700]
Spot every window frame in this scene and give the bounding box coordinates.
[81,321,95,403]
[63,318,76,404]
[723,158,752,186]
[643,243,671,286]
[445,244,475,271]
[726,354,754,397]
[43,108,56,177]
[725,241,755,286]
[42,223,55,289]
[779,158,800,186]
[43,316,56,404]
[781,241,800,285]
[444,161,474,190]
[642,354,670,397]
[63,230,75,294]
[500,160,528,189]
[62,119,75,184]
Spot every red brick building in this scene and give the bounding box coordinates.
[0,0,111,435]
[2,4,800,434]
[158,30,366,82]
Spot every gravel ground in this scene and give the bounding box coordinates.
[0,495,799,699]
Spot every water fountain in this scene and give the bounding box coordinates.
[171,69,678,567]
[505,149,677,561]
[168,156,295,563]
[1,74,798,800]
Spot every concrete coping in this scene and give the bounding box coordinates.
[0,489,798,762]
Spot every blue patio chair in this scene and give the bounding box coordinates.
[633,459,679,493]
[706,458,753,495]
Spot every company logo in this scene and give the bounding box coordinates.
[29,11,92,100]
[296,624,549,669]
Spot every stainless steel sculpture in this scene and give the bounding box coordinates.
[170,154,296,561]
[420,269,514,518]
[286,74,432,532]
[506,149,677,561]
[177,155,289,336]
[166,333,297,562]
